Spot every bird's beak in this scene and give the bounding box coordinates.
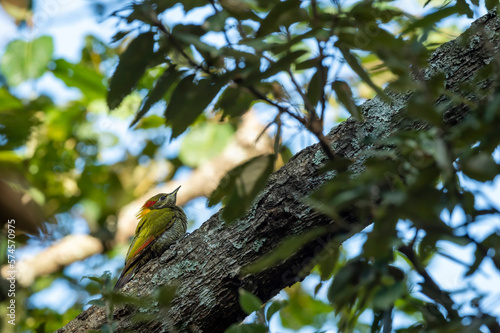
[171,185,181,195]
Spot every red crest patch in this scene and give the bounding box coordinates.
[144,200,157,208]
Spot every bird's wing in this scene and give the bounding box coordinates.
[125,209,176,262]
[115,209,177,289]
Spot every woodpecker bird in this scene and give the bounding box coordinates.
[114,186,187,289]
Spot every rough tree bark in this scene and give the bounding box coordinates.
[57,12,500,333]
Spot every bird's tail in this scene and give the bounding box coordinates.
[114,263,136,290]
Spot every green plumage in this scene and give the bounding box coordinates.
[115,186,187,289]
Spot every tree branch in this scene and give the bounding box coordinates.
[57,11,500,333]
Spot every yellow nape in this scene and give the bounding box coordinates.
[137,208,151,219]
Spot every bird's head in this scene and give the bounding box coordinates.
[137,186,181,218]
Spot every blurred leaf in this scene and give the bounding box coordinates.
[485,0,498,10]
[338,48,388,101]
[0,108,37,150]
[215,85,255,118]
[281,284,333,330]
[266,300,288,322]
[256,0,302,37]
[155,283,178,308]
[179,122,234,167]
[332,80,362,121]
[130,66,180,127]
[317,245,340,281]
[209,154,275,223]
[238,288,263,315]
[461,152,500,182]
[0,88,23,109]
[372,281,406,310]
[135,115,165,129]
[306,70,322,109]
[165,74,225,137]
[258,50,307,80]
[107,32,156,110]
[402,7,458,35]
[1,35,53,86]
[52,59,106,100]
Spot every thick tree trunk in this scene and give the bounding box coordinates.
[57,11,500,333]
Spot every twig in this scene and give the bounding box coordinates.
[398,244,459,320]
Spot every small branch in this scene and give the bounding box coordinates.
[243,84,335,160]
[209,0,232,47]
[150,17,210,74]
[399,245,459,320]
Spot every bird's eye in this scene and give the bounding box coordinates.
[160,195,167,201]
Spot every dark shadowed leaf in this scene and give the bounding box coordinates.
[485,0,498,11]
[156,284,178,308]
[306,70,322,109]
[238,288,263,315]
[165,74,225,137]
[372,281,406,310]
[338,48,388,101]
[107,32,156,110]
[266,300,288,321]
[332,80,362,121]
[259,50,308,80]
[257,0,302,37]
[215,85,255,118]
[461,152,500,182]
[130,66,180,127]
[209,154,275,223]
[401,7,458,35]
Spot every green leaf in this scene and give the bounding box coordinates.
[215,85,255,118]
[238,288,263,315]
[52,59,106,100]
[338,48,388,101]
[256,0,302,37]
[317,246,340,281]
[258,50,307,80]
[165,74,225,138]
[332,80,362,121]
[0,88,23,109]
[130,66,180,127]
[281,284,333,329]
[209,154,275,223]
[179,122,234,167]
[306,70,322,109]
[107,32,156,110]
[87,299,106,307]
[372,281,406,310]
[401,7,458,35]
[1,36,53,86]
[266,300,288,322]
[242,227,328,274]
[485,0,498,11]
[135,115,165,129]
[156,284,178,308]
[295,57,319,70]
[461,152,500,182]
[455,0,473,18]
